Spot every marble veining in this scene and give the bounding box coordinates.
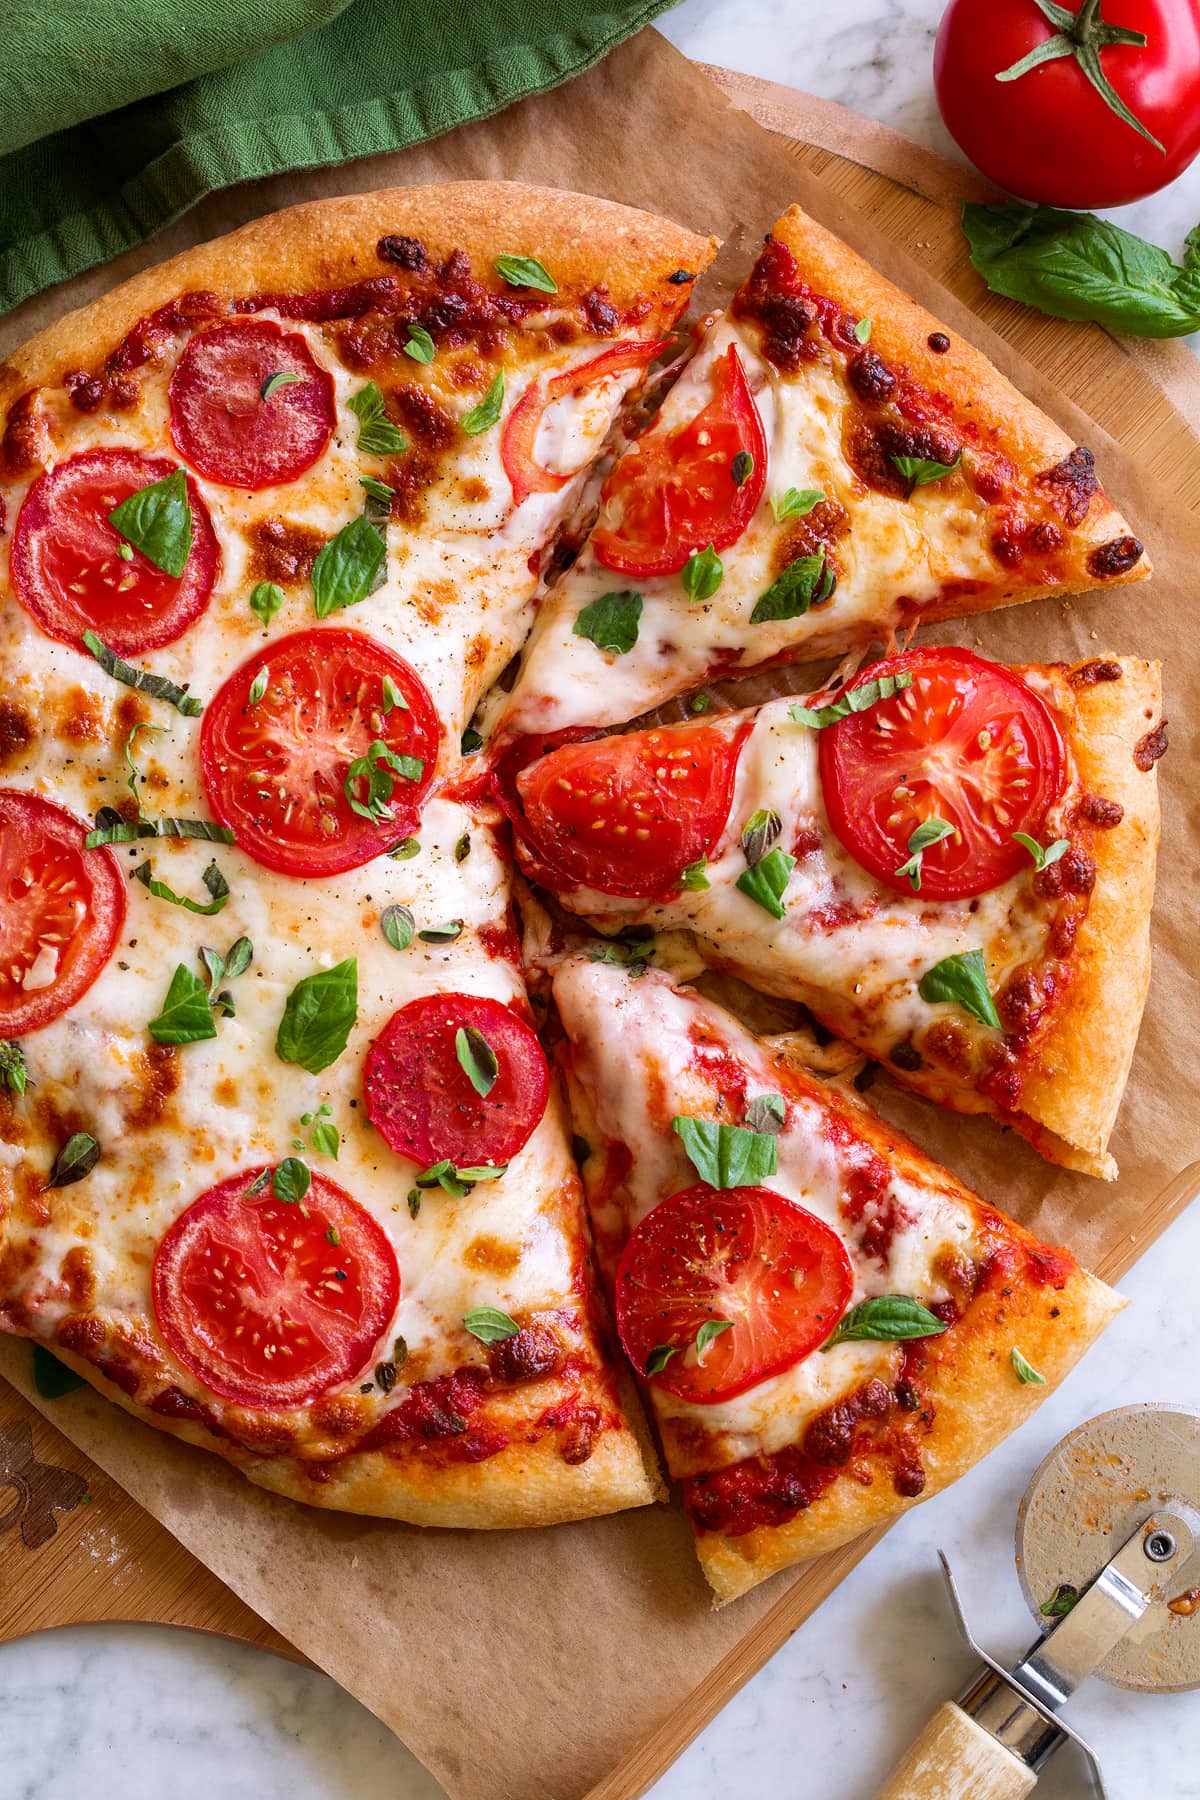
[3,1,1199,1795]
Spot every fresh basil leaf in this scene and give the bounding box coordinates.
[224,936,253,981]
[32,1343,87,1397]
[672,1115,778,1188]
[347,382,407,456]
[121,720,168,821]
[407,1189,422,1217]
[645,1344,679,1376]
[416,1158,468,1197]
[343,738,422,826]
[244,1167,272,1198]
[493,254,557,293]
[381,905,415,951]
[751,553,831,624]
[741,807,781,867]
[249,581,285,629]
[86,815,234,848]
[454,833,471,864]
[247,667,269,706]
[390,836,421,861]
[404,324,436,364]
[454,1164,508,1184]
[108,467,192,578]
[312,515,387,618]
[731,450,754,487]
[679,857,710,891]
[381,674,408,714]
[1040,1583,1080,1619]
[682,545,723,603]
[891,451,962,493]
[1010,1347,1046,1386]
[895,817,956,892]
[272,1157,312,1205]
[81,630,203,717]
[276,958,358,1074]
[918,949,1001,1029]
[359,476,396,528]
[695,1318,734,1358]
[310,1119,340,1160]
[463,373,505,436]
[771,487,824,523]
[573,590,643,656]
[461,728,484,754]
[735,847,795,919]
[456,1026,498,1098]
[463,1306,521,1344]
[789,670,914,730]
[148,963,217,1044]
[962,201,1200,339]
[853,317,872,344]
[744,1092,786,1135]
[198,945,225,997]
[133,858,230,916]
[46,1131,101,1189]
[418,920,463,943]
[0,1040,29,1096]
[262,370,304,401]
[823,1295,949,1349]
[1013,832,1070,872]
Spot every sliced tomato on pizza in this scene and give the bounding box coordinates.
[552,953,1121,1601]
[495,203,1149,742]
[514,647,1164,1179]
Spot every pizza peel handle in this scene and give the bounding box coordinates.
[872,1702,1037,1799]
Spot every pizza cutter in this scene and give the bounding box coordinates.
[873,1405,1200,1799]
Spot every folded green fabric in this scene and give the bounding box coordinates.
[0,0,676,317]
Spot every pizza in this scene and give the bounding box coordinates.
[548,954,1121,1601]
[509,646,1163,1178]
[493,203,1149,745]
[0,180,1150,1580]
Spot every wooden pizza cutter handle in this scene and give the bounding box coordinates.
[872,1700,1038,1800]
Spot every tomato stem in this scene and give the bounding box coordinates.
[996,0,1164,153]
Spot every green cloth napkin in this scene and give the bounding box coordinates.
[0,0,676,316]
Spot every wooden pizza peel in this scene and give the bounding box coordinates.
[3,40,1200,1800]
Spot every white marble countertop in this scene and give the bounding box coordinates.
[3,5,1198,1799]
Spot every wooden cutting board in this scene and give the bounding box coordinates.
[4,55,1200,1800]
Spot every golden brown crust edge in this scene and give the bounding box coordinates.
[0,182,717,403]
[770,203,1151,587]
[697,1256,1123,1604]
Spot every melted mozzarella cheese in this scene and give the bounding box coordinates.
[554,958,977,1466]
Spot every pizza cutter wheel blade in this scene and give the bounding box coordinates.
[872,1405,1200,1800]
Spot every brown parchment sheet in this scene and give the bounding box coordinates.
[3,28,1200,1800]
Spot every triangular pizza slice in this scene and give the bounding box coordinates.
[552,954,1121,1601]
[495,203,1149,742]
[511,646,1163,1178]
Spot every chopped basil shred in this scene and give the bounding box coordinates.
[771,487,824,523]
[695,1318,734,1358]
[247,667,269,706]
[81,629,203,716]
[462,373,505,436]
[672,1116,778,1188]
[751,552,833,624]
[735,847,795,919]
[389,837,421,861]
[853,317,872,343]
[276,958,358,1074]
[740,807,781,867]
[895,817,956,892]
[574,590,643,655]
[1010,1347,1046,1385]
[455,1026,498,1098]
[45,1131,101,1189]
[463,1306,520,1344]
[249,581,285,629]
[682,544,723,603]
[679,857,710,892]
[347,382,407,456]
[919,948,1001,1029]
[645,1344,678,1376]
[381,674,408,714]
[418,920,463,943]
[133,858,230,915]
[493,254,557,293]
[892,450,962,494]
[261,370,304,401]
[85,815,234,849]
[107,467,193,577]
[788,670,914,730]
[312,514,387,618]
[823,1295,949,1349]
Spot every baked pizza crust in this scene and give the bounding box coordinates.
[0,182,716,405]
[770,204,1151,604]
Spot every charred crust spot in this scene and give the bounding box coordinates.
[0,700,34,767]
[1069,658,1123,688]
[922,1017,973,1075]
[892,1456,926,1498]
[846,347,896,404]
[489,1321,562,1386]
[1134,719,1168,771]
[978,1043,1024,1112]
[1029,520,1064,553]
[57,1314,105,1359]
[376,234,427,272]
[65,370,105,412]
[889,1040,923,1072]
[667,269,696,285]
[0,391,51,479]
[1035,446,1099,527]
[125,1042,181,1130]
[248,516,324,587]
[927,332,951,354]
[463,1233,520,1277]
[391,383,455,449]
[1035,846,1095,898]
[1088,534,1144,580]
[582,288,619,337]
[844,414,960,500]
[1073,792,1124,829]
[561,1407,600,1465]
[731,240,818,371]
[60,1245,95,1309]
[773,496,849,575]
[803,1378,891,1465]
[998,964,1053,1036]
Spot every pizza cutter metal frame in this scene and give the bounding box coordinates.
[871,1405,1200,1799]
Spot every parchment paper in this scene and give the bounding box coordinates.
[3,29,1199,1800]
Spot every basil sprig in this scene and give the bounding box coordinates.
[463,373,505,436]
[918,949,1001,1029]
[302,1103,340,1160]
[149,964,217,1045]
[46,1131,101,1189]
[679,857,710,892]
[82,630,203,717]
[414,1159,507,1201]
[347,382,407,456]
[1014,831,1070,872]
[276,958,358,1074]
[574,590,643,656]
[751,552,834,624]
[493,254,557,293]
[342,739,423,826]
[456,1026,498,1098]
[771,487,824,523]
[823,1295,949,1349]
[682,545,723,603]
[789,670,914,731]
[312,515,387,618]
[672,1115,778,1188]
[895,818,955,892]
[108,468,193,577]
[463,1306,520,1344]
[0,1041,29,1096]
[133,858,230,915]
[736,847,795,919]
[962,204,1200,338]
[892,451,962,494]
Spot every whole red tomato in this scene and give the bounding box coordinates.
[934,0,1200,207]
